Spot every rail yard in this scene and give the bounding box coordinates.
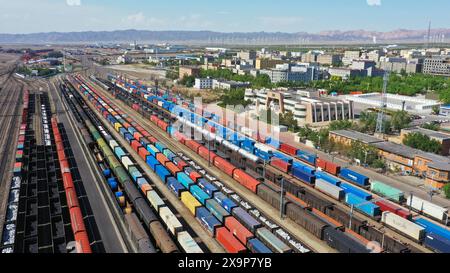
[1,50,450,256]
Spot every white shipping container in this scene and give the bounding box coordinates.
[315,179,343,200]
[121,156,134,170]
[109,140,119,150]
[407,196,447,221]
[147,190,165,212]
[177,231,203,253]
[238,149,259,162]
[382,212,425,241]
[159,207,183,236]
[254,143,273,153]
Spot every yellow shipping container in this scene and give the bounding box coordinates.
[181,191,201,215]
[114,122,122,132]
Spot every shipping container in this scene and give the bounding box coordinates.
[177,172,195,189]
[181,191,202,216]
[215,227,246,253]
[315,179,344,200]
[345,193,380,218]
[233,169,260,193]
[339,169,369,187]
[382,212,425,241]
[247,238,273,253]
[406,196,448,221]
[340,183,372,201]
[177,231,203,253]
[206,199,230,223]
[232,207,261,233]
[167,177,186,197]
[159,206,183,236]
[214,192,238,213]
[147,190,166,212]
[414,218,450,241]
[370,181,404,203]
[423,233,450,253]
[190,185,211,205]
[256,227,292,253]
[196,207,221,236]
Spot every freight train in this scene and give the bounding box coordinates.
[64,78,181,253]
[105,73,450,253]
[72,75,310,253]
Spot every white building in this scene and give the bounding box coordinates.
[194,78,213,89]
[344,93,441,113]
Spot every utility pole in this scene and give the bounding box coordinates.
[280,177,285,219]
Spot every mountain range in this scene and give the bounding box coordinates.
[0,29,449,45]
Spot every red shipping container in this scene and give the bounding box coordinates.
[141,130,151,138]
[60,159,71,173]
[175,160,188,170]
[325,162,341,176]
[66,187,80,209]
[156,153,169,165]
[214,157,236,177]
[198,146,217,163]
[185,140,201,153]
[225,217,253,245]
[174,132,186,144]
[190,171,202,183]
[69,207,86,234]
[233,169,260,193]
[131,140,142,152]
[148,137,158,144]
[375,200,400,214]
[396,209,412,220]
[138,147,150,161]
[316,158,327,170]
[133,132,143,141]
[165,162,181,176]
[270,159,291,173]
[74,232,92,254]
[280,143,298,156]
[215,227,246,253]
[122,122,131,129]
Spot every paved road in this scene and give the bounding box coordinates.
[47,76,128,253]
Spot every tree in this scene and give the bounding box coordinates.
[347,141,380,166]
[329,120,355,131]
[279,111,299,132]
[390,111,412,132]
[359,111,378,133]
[444,184,450,199]
[403,132,442,154]
[218,88,251,108]
[431,105,441,115]
[180,75,195,87]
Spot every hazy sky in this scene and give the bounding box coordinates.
[1,0,449,34]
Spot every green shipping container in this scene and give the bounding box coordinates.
[114,166,130,185]
[370,181,404,202]
[107,155,121,170]
[92,131,102,141]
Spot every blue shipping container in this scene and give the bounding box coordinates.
[146,155,160,171]
[247,238,273,253]
[296,150,317,166]
[155,165,170,182]
[177,172,195,189]
[232,207,262,233]
[340,183,372,200]
[196,207,221,236]
[190,185,210,205]
[414,218,450,241]
[292,167,315,185]
[167,177,186,196]
[345,193,380,217]
[423,233,450,253]
[316,172,341,186]
[339,168,370,187]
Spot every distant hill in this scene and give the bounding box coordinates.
[0,29,449,45]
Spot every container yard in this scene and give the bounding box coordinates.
[78,71,450,254]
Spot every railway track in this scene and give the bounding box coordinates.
[99,75,438,253]
[83,76,334,253]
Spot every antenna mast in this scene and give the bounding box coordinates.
[376,71,389,134]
